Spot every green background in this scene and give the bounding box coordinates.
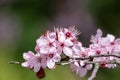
[0,0,120,80]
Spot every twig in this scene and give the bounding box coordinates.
[71,54,120,60]
[9,54,120,66]
[88,64,99,80]
[9,61,21,64]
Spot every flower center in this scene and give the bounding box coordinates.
[66,32,71,37]
[96,50,101,55]
[49,54,54,58]
[49,42,53,47]
[60,43,64,47]
[37,58,42,63]
[111,42,115,45]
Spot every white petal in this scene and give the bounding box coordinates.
[40,46,49,54]
[21,62,29,67]
[64,39,73,46]
[80,61,85,67]
[23,51,34,60]
[47,32,56,42]
[74,62,79,67]
[56,47,62,54]
[49,47,56,53]
[79,68,87,77]
[115,38,120,44]
[34,63,41,72]
[86,64,93,70]
[72,44,81,53]
[36,37,49,46]
[90,29,102,43]
[47,59,55,69]
[54,54,61,62]
[97,29,102,37]
[107,34,115,42]
[41,59,47,68]
[63,47,73,57]
[101,38,109,46]
[58,31,66,42]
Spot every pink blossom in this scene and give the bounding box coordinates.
[46,53,61,69]
[64,27,80,38]
[21,27,120,80]
[90,29,120,68]
[90,29,120,54]
[44,46,61,69]
[21,51,46,72]
[36,32,57,54]
[72,42,88,58]
[70,61,92,77]
[90,29,102,44]
[56,28,78,57]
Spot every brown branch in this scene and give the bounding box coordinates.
[71,54,120,60]
[9,54,120,66]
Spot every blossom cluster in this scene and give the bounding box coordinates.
[21,27,120,80]
[22,27,80,72]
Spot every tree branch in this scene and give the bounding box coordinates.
[70,54,120,60]
[9,61,21,64]
[9,54,120,66]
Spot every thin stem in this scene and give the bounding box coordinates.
[9,54,120,65]
[71,54,120,60]
[88,64,99,80]
[9,61,21,64]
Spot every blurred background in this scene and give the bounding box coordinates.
[0,0,120,80]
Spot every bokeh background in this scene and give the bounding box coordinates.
[0,0,120,80]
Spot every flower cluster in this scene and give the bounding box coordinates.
[90,29,120,68]
[22,27,80,74]
[21,27,120,80]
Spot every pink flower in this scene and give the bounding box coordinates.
[89,44,107,56]
[22,51,46,72]
[93,57,117,68]
[72,42,88,58]
[36,32,57,54]
[64,27,80,38]
[70,61,92,77]
[44,46,61,69]
[90,29,120,54]
[56,28,78,57]
[21,27,120,80]
[89,29,120,68]
[46,52,61,69]
[90,29,102,44]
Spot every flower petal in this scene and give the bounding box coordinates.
[23,51,35,60]
[106,34,115,42]
[79,68,87,77]
[63,46,73,57]
[47,59,55,69]
[115,38,120,44]
[21,62,29,67]
[40,46,49,54]
[58,31,66,42]
[64,39,73,46]
[86,64,93,70]
[34,63,41,72]
[47,32,56,42]
[36,37,49,46]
